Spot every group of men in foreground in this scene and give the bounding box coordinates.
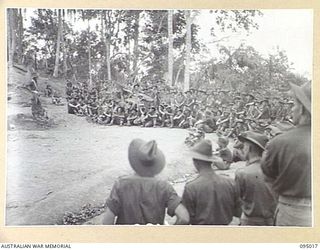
[101,82,311,226]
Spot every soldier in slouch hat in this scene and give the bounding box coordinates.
[182,140,241,225]
[235,131,277,226]
[261,82,311,226]
[103,139,189,225]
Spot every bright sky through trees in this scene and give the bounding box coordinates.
[22,8,313,78]
[196,9,313,78]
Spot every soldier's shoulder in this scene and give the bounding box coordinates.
[185,175,201,186]
[269,129,294,146]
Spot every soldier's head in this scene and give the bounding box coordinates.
[289,82,311,125]
[217,136,229,149]
[238,131,268,160]
[150,106,156,112]
[185,90,191,97]
[190,140,215,171]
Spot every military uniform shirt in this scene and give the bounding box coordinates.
[106,175,181,225]
[182,170,241,225]
[235,158,277,219]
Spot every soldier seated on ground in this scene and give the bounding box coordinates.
[227,119,245,138]
[212,136,233,170]
[199,110,216,133]
[186,109,197,128]
[144,106,158,127]
[139,106,149,127]
[178,108,192,129]
[97,106,112,125]
[173,108,185,128]
[184,126,205,147]
[76,98,88,116]
[111,106,125,126]
[126,109,138,126]
[247,118,259,131]
[216,111,230,132]
[163,106,174,127]
[132,106,146,126]
[67,98,80,115]
[87,99,98,117]
[51,91,63,105]
[232,138,246,162]
[158,104,166,127]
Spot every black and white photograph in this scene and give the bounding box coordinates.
[6,8,312,227]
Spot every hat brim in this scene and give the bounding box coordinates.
[238,135,265,151]
[289,83,311,113]
[190,151,217,162]
[266,125,282,136]
[128,139,165,177]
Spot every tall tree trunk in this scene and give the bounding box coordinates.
[100,11,104,62]
[268,55,272,86]
[100,12,104,42]
[45,55,48,70]
[103,11,112,81]
[132,11,140,74]
[34,52,37,70]
[184,10,191,91]
[17,8,24,64]
[100,11,108,81]
[105,37,111,81]
[8,9,17,68]
[127,37,131,76]
[61,10,68,77]
[88,19,92,87]
[175,66,182,86]
[168,10,173,86]
[53,9,62,78]
[61,35,68,77]
[7,9,12,67]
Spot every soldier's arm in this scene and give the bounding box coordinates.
[260,142,278,181]
[174,204,190,225]
[102,207,116,225]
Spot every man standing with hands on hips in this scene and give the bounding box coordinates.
[261,82,311,226]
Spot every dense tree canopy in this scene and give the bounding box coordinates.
[7,8,309,93]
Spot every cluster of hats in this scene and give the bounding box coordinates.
[266,121,295,136]
[128,133,269,176]
[189,131,269,163]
